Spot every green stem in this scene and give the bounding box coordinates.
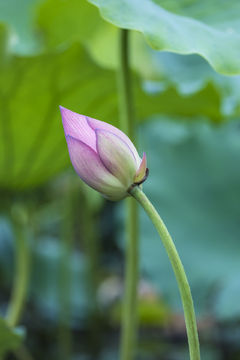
[118,29,138,360]
[129,186,201,360]
[6,223,30,328]
[80,187,101,357]
[118,29,134,141]
[120,197,138,360]
[58,188,75,360]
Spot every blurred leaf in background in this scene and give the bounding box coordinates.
[0,31,221,189]
[141,51,240,119]
[1,0,240,189]
[0,0,43,55]
[117,116,240,318]
[88,0,240,75]
[0,33,119,189]
[0,317,25,357]
[1,0,240,359]
[31,236,89,322]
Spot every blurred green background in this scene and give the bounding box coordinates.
[1,0,240,359]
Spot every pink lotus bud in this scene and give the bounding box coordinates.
[60,107,148,201]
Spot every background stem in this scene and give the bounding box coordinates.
[6,222,30,328]
[58,185,75,360]
[120,197,138,360]
[118,28,139,360]
[130,186,201,360]
[118,29,134,141]
[79,185,102,358]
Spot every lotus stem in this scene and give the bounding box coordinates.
[129,185,201,360]
[118,29,139,360]
[118,29,134,141]
[6,222,30,328]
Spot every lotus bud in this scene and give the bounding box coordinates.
[60,107,148,201]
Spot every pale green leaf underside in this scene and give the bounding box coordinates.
[88,0,240,75]
[141,51,240,118]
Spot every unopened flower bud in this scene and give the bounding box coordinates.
[60,107,148,201]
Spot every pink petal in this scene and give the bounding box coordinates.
[66,135,127,199]
[87,116,141,167]
[96,130,138,188]
[60,107,96,151]
[134,152,147,183]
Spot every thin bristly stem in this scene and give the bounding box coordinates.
[129,186,201,360]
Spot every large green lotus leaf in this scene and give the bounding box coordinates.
[0,0,234,122]
[136,83,220,123]
[1,0,240,117]
[0,24,223,190]
[0,0,162,82]
[140,50,240,118]
[129,117,240,315]
[0,317,25,357]
[37,0,161,92]
[0,0,180,86]
[38,0,223,119]
[0,31,117,190]
[88,0,240,75]
[37,0,155,74]
[37,0,106,51]
[154,0,240,33]
[36,0,240,119]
